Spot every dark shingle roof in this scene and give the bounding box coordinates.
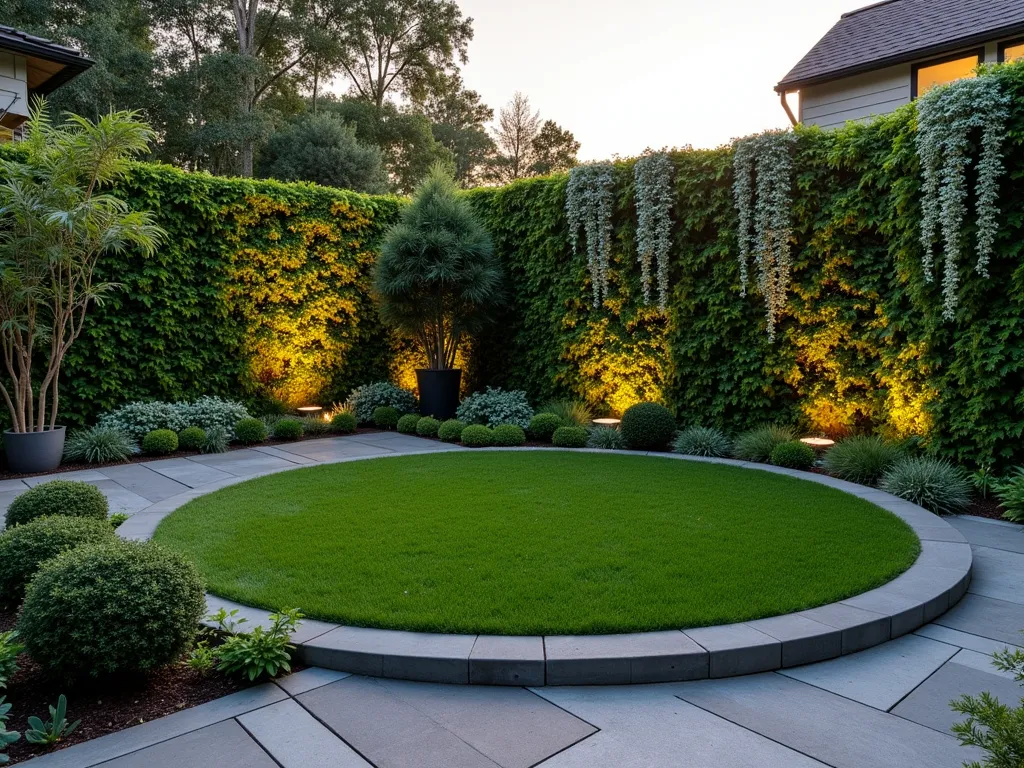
[0,25,93,95]
[776,0,1024,91]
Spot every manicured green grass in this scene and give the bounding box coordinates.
[153,452,920,635]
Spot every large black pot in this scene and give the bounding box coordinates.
[417,369,462,420]
[4,426,66,474]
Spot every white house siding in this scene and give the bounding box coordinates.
[0,53,28,122]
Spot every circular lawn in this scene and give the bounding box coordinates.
[153,451,920,635]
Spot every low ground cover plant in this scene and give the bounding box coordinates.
[5,481,108,528]
[344,382,416,425]
[673,426,732,458]
[142,429,178,455]
[438,419,466,442]
[456,387,533,429]
[460,425,494,447]
[99,398,249,441]
[552,426,588,448]
[1,696,18,760]
[619,403,676,451]
[823,436,901,486]
[528,413,563,441]
[880,456,972,515]
[201,427,230,454]
[0,632,21,688]
[63,426,137,464]
[24,695,79,746]
[732,425,795,463]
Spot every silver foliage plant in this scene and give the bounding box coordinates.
[732,130,797,341]
[566,163,616,307]
[917,74,1010,320]
[633,152,675,309]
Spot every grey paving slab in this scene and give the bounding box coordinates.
[778,633,958,710]
[187,449,297,476]
[22,469,108,486]
[115,511,167,540]
[675,672,980,768]
[744,614,841,667]
[143,457,236,488]
[948,515,1024,553]
[684,623,780,678]
[545,631,708,685]
[0,478,27,493]
[800,602,891,653]
[916,622,1024,654]
[298,676,500,768]
[346,434,456,452]
[913,524,968,543]
[969,545,1024,604]
[19,684,286,767]
[97,720,276,768]
[250,444,319,464]
[469,635,545,686]
[949,648,1021,680]
[88,478,153,514]
[238,698,371,767]
[840,588,925,637]
[275,666,351,696]
[533,684,827,768]
[301,625,476,683]
[891,660,1023,735]
[935,593,1024,645]
[97,463,191,502]
[272,437,397,461]
[917,540,974,571]
[349,676,597,768]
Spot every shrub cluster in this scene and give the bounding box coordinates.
[438,419,466,442]
[460,424,494,447]
[619,403,676,451]
[99,397,249,441]
[344,382,416,425]
[824,436,901,486]
[552,426,589,448]
[5,481,109,528]
[456,387,534,429]
[770,440,816,470]
[673,426,732,458]
[732,425,795,463]
[234,417,268,444]
[142,428,179,455]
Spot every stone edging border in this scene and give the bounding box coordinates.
[117,445,973,687]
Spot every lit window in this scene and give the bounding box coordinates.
[913,53,981,98]
[1001,41,1024,63]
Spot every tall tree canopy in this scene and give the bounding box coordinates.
[492,93,578,183]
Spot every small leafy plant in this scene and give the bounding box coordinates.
[187,640,217,675]
[492,424,526,447]
[215,608,304,681]
[459,425,494,448]
[552,426,589,448]
[528,413,563,442]
[770,440,816,470]
[456,388,534,429]
[972,463,998,500]
[1,697,20,763]
[995,467,1024,522]
[0,632,22,689]
[109,512,130,529]
[537,400,594,427]
[416,417,441,438]
[24,695,79,746]
[372,406,400,430]
[201,426,230,454]
[330,411,357,434]
[272,418,304,440]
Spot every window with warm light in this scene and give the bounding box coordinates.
[1001,40,1024,63]
[912,52,982,98]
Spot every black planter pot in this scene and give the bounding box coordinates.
[4,426,66,474]
[417,369,462,420]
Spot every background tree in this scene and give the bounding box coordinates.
[492,91,539,183]
[413,72,495,186]
[530,120,580,176]
[256,112,388,192]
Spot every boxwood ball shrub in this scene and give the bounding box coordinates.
[619,403,676,451]
[0,516,116,610]
[528,413,563,442]
[732,425,796,463]
[234,417,268,444]
[19,540,206,679]
[673,426,732,458]
[142,428,179,455]
[416,417,441,438]
[492,424,526,447]
[273,418,304,440]
[344,382,417,425]
[373,406,400,429]
[770,440,816,470]
[330,411,357,434]
[438,419,466,443]
[177,426,206,451]
[460,425,494,447]
[823,436,901,486]
[456,387,534,429]
[5,481,109,528]
[552,426,589,448]
[397,414,420,434]
[880,456,972,515]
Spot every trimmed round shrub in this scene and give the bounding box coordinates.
[674,426,732,458]
[492,424,526,447]
[5,481,109,528]
[273,418,304,440]
[142,428,178,455]
[416,417,441,438]
[177,426,206,452]
[234,417,268,445]
[397,414,421,434]
[881,457,972,515]
[587,426,625,450]
[344,382,417,425]
[619,403,676,451]
[732,425,795,463]
[460,425,494,447]
[438,419,466,443]
[330,412,357,434]
[823,436,901,486]
[373,406,400,429]
[0,516,117,610]
[528,413,563,442]
[552,426,589,448]
[19,540,206,679]
[770,440,816,470]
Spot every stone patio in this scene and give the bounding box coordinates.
[4,434,1021,767]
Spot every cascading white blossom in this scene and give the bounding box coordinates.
[633,152,675,310]
[566,163,616,307]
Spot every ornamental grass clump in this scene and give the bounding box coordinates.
[823,436,901,486]
[5,481,109,528]
[397,414,420,434]
[437,419,466,443]
[416,417,441,438]
[537,400,593,428]
[552,426,589,448]
[673,426,732,458]
[770,440,816,470]
[63,425,137,464]
[528,413,563,442]
[587,426,624,450]
[732,425,795,463]
[456,387,534,429]
[880,456,972,515]
[619,403,676,451]
[492,424,526,447]
[460,425,494,447]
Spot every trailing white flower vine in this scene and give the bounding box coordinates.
[566,163,616,307]
[917,74,1009,320]
[732,130,797,341]
[634,152,675,309]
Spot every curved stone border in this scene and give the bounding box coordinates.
[118,445,972,687]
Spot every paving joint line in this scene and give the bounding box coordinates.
[234,717,286,768]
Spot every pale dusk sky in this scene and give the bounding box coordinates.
[456,0,861,160]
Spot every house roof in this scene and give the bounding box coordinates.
[776,0,1024,92]
[0,25,93,95]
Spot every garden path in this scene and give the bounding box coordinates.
[6,434,1023,768]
